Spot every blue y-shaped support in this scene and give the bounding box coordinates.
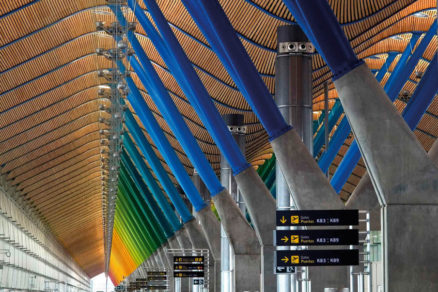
[119,62,207,211]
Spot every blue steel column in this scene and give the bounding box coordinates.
[285,1,438,290]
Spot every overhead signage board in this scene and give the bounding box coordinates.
[276,210,359,226]
[174,271,205,278]
[275,229,359,246]
[147,271,167,276]
[173,255,205,278]
[174,264,204,271]
[174,256,204,263]
[147,276,167,281]
[276,249,359,267]
[147,285,169,290]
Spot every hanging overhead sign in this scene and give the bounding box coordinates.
[274,229,359,246]
[173,255,205,278]
[276,249,359,267]
[276,210,359,226]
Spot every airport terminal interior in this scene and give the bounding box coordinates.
[0,0,437,291]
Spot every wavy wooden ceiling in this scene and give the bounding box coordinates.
[0,0,436,277]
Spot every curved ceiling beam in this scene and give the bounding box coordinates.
[34,180,103,209]
[0,112,110,164]
[14,148,103,187]
[0,96,108,146]
[1,4,431,94]
[3,131,102,174]
[24,163,102,198]
[9,139,103,180]
[19,156,102,194]
[29,171,103,205]
[2,126,103,179]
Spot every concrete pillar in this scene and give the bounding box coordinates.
[275,25,348,291]
[168,235,183,292]
[334,63,438,291]
[192,173,221,292]
[220,114,261,292]
[176,227,194,291]
[347,138,438,229]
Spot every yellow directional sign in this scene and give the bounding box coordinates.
[280,216,287,224]
[291,216,299,224]
[281,236,289,243]
[291,256,300,264]
[281,256,289,263]
[291,235,299,243]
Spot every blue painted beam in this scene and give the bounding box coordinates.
[111,5,225,197]
[120,153,175,238]
[129,0,251,176]
[375,52,398,82]
[182,0,292,141]
[317,48,398,173]
[119,61,207,211]
[313,99,343,155]
[124,112,193,223]
[122,135,183,231]
[385,23,437,102]
[330,53,438,193]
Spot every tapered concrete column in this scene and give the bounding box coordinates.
[158,245,174,291]
[212,190,261,292]
[274,25,348,291]
[192,173,221,292]
[334,63,438,291]
[176,227,193,291]
[221,114,260,292]
[168,235,183,292]
[347,138,438,230]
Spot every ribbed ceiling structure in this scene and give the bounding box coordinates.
[0,0,436,284]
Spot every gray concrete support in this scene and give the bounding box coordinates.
[221,114,262,292]
[194,207,221,292]
[271,129,344,210]
[233,167,275,291]
[333,63,438,205]
[158,245,175,292]
[176,227,193,250]
[212,189,261,292]
[334,63,438,291]
[185,218,216,291]
[176,227,193,291]
[192,174,221,292]
[168,237,182,292]
[347,138,438,230]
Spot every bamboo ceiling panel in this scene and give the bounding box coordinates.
[0,0,436,277]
